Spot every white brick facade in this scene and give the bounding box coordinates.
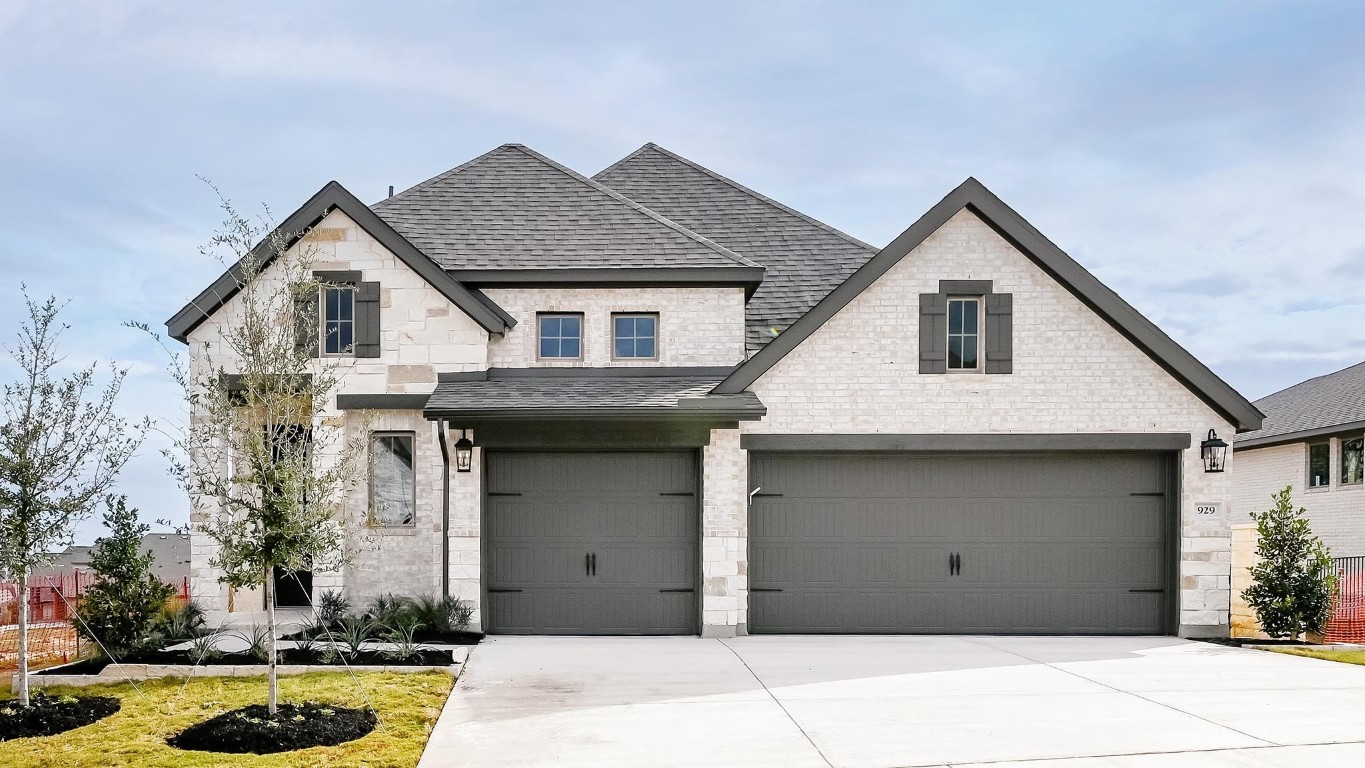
[1233,440,1365,557]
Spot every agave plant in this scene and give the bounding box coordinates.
[381,620,427,663]
[335,615,374,657]
[366,593,412,629]
[188,631,224,663]
[237,624,271,663]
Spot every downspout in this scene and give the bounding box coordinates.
[437,420,451,599]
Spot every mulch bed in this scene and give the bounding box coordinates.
[167,702,376,754]
[285,627,484,645]
[0,693,120,740]
[1192,637,1312,648]
[39,648,454,676]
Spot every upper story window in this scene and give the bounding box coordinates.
[322,286,355,355]
[1309,442,1331,488]
[1343,437,1363,485]
[613,313,658,360]
[538,313,583,360]
[946,297,981,371]
[370,432,415,527]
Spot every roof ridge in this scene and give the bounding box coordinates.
[1254,358,1365,405]
[597,143,879,253]
[506,144,762,270]
[373,143,524,209]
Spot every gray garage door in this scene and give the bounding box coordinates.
[485,452,697,634]
[749,452,1171,634]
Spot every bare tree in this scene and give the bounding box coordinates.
[0,292,147,706]
[139,187,368,715]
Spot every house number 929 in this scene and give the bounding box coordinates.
[1195,505,1218,515]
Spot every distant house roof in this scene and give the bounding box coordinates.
[141,533,191,587]
[595,143,878,352]
[373,144,762,277]
[1236,361,1365,449]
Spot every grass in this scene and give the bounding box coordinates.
[1268,647,1365,666]
[0,670,454,767]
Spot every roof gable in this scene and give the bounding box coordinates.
[166,181,514,342]
[1236,360,1365,448]
[712,177,1264,433]
[595,143,877,352]
[372,144,761,273]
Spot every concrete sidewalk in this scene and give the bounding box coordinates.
[418,636,1365,767]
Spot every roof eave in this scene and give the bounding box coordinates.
[1234,419,1365,451]
[422,406,766,422]
[449,266,765,298]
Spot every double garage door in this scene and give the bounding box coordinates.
[484,450,1172,635]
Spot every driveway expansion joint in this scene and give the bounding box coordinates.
[719,638,837,768]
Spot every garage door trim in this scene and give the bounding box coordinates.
[741,433,1193,452]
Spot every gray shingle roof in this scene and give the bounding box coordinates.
[1236,361,1365,446]
[371,144,759,271]
[594,143,879,352]
[424,371,764,418]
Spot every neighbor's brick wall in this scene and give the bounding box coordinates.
[702,428,747,636]
[185,209,490,616]
[483,286,747,368]
[1232,441,1365,558]
[739,208,1239,634]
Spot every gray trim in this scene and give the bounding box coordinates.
[462,420,721,449]
[425,406,764,422]
[436,366,737,383]
[984,292,1013,375]
[166,181,515,342]
[437,421,451,600]
[740,432,1193,452]
[1234,419,1365,450]
[713,177,1264,432]
[336,393,430,410]
[314,270,362,283]
[450,267,765,297]
[939,279,993,295]
[353,281,381,358]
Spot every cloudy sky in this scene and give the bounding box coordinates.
[1,1,1362,542]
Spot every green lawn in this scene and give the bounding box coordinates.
[0,670,454,768]
[1269,647,1365,666]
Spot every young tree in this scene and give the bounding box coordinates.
[0,292,147,706]
[74,495,175,657]
[140,187,368,715]
[1243,486,1337,640]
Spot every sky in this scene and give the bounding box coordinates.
[0,1,1363,544]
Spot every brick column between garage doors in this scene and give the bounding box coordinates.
[702,428,747,637]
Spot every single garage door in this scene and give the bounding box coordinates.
[749,452,1172,634]
[485,451,697,634]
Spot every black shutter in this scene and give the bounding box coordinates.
[353,281,381,358]
[919,293,947,374]
[985,292,1013,374]
[294,289,319,358]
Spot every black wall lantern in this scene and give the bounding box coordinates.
[1200,429,1228,473]
[454,429,473,473]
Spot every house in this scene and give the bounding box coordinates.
[1232,361,1365,556]
[166,143,1263,638]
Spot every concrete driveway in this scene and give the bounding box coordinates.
[418,636,1365,767]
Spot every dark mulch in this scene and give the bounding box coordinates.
[1192,636,1312,648]
[38,648,454,676]
[0,693,120,740]
[167,702,376,754]
[284,627,484,645]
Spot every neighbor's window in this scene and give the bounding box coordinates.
[946,297,982,371]
[1343,437,1364,485]
[613,313,658,359]
[538,314,583,359]
[322,286,355,355]
[1309,442,1331,488]
[370,432,415,526]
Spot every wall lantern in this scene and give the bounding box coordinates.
[1200,429,1228,473]
[454,429,473,473]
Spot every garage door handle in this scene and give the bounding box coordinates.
[1129,492,1165,497]
[591,552,597,576]
[750,587,783,592]
[658,588,695,593]
[751,492,784,497]
[1128,588,1165,593]
[659,492,695,497]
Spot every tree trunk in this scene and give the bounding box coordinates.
[264,566,278,716]
[16,570,29,707]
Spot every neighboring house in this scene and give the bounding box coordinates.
[1232,361,1365,556]
[167,143,1263,638]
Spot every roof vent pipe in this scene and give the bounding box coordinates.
[387,185,394,198]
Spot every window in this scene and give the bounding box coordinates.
[946,297,982,371]
[1309,442,1331,488]
[322,286,355,355]
[370,432,415,526]
[1344,437,1364,485]
[538,314,583,359]
[613,313,658,359]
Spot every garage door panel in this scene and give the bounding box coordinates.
[750,451,1170,634]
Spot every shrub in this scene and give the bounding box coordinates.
[188,631,224,663]
[237,625,271,663]
[73,497,177,657]
[317,589,350,629]
[408,594,473,634]
[365,593,412,629]
[152,600,208,641]
[1243,486,1337,639]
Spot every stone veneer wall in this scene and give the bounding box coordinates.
[701,428,747,636]
[738,209,1239,635]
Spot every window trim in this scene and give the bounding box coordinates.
[610,312,661,361]
[1342,435,1364,486]
[369,430,417,528]
[1308,440,1332,490]
[536,312,585,361]
[945,296,984,374]
[320,284,356,357]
